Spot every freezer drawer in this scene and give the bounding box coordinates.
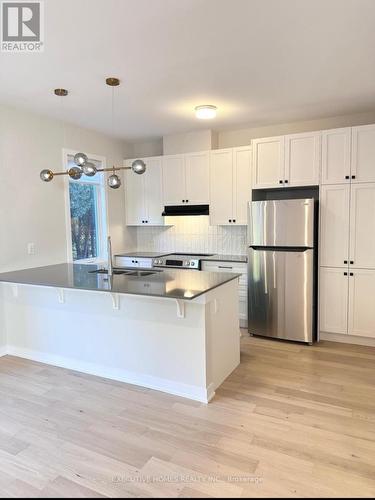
[250,199,314,247]
[248,248,314,342]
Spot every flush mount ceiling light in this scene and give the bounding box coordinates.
[40,79,146,189]
[195,105,217,120]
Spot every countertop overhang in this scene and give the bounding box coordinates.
[0,263,241,301]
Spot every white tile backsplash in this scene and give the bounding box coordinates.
[135,216,247,255]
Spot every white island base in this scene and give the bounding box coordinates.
[0,279,240,403]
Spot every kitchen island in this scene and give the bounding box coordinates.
[0,264,241,403]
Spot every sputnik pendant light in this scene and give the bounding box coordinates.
[39,79,146,188]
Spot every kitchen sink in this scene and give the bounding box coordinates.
[89,269,158,277]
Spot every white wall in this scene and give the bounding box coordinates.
[163,129,218,155]
[0,104,136,273]
[127,110,375,156]
[217,110,375,148]
[136,216,246,256]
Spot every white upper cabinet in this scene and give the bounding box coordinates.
[209,147,251,226]
[209,148,234,225]
[349,183,375,269]
[253,132,320,188]
[162,155,186,205]
[319,267,349,335]
[184,151,209,205]
[143,157,163,225]
[320,184,350,267]
[125,160,145,225]
[348,269,375,338]
[351,124,375,183]
[125,157,163,226]
[233,146,252,225]
[162,152,209,206]
[252,136,285,188]
[285,132,321,187]
[321,128,352,185]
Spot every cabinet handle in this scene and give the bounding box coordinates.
[350,272,354,276]
[344,272,348,276]
[350,260,354,264]
[344,260,348,264]
[345,175,350,180]
[351,175,356,180]
[219,265,233,269]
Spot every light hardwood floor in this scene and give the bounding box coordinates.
[0,334,374,498]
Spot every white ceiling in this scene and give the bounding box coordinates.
[1,0,375,141]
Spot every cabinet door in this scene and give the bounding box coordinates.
[125,161,145,225]
[233,147,252,225]
[162,155,186,205]
[349,183,375,268]
[285,131,321,187]
[351,124,375,183]
[252,136,285,188]
[143,157,163,225]
[348,269,375,338]
[321,128,352,185]
[319,267,349,335]
[185,151,209,204]
[209,149,233,225]
[320,185,350,267]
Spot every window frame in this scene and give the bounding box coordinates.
[63,149,109,265]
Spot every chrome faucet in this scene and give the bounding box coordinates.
[107,236,113,276]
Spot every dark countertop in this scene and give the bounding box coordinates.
[0,263,240,301]
[202,254,248,263]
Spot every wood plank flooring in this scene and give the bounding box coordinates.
[0,334,374,498]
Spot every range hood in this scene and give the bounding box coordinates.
[162,204,209,216]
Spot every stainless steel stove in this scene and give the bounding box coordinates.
[153,253,214,270]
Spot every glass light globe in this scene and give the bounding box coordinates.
[68,166,83,180]
[131,159,146,175]
[40,169,54,182]
[108,173,121,189]
[82,162,97,177]
[74,152,88,166]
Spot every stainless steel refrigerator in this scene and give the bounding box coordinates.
[248,198,316,344]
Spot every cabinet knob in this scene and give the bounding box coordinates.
[350,272,354,276]
[279,180,283,184]
[186,200,189,203]
[350,260,354,264]
[344,260,348,264]
[344,272,348,276]
[351,175,356,180]
[233,219,236,223]
[284,180,288,184]
[229,219,232,223]
[345,175,350,180]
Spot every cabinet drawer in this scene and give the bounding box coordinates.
[115,257,153,268]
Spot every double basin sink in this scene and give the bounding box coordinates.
[89,268,158,277]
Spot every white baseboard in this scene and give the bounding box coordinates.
[320,332,375,347]
[5,346,211,403]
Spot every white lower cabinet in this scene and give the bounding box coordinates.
[319,267,349,335]
[320,267,375,339]
[348,269,375,338]
[201,261,248,327]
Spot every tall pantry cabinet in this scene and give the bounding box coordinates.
[319,125,375,340]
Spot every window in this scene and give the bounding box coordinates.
[65,153,108,263]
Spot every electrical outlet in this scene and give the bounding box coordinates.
[27,242,36,255]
